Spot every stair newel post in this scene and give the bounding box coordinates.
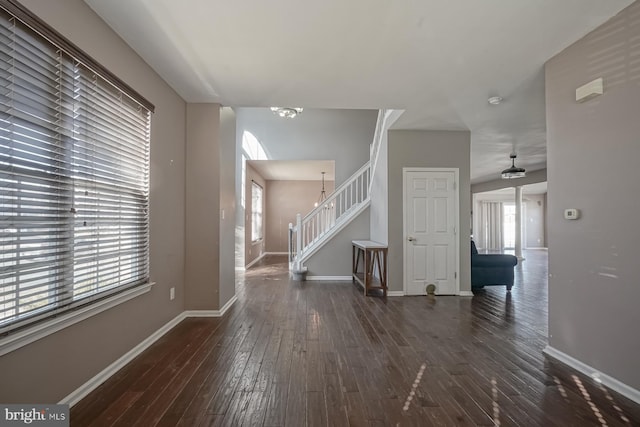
[296,213,303,271]
[288,222,294,269]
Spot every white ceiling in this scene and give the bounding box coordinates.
[248,160,335,181]
[84,0,632,183]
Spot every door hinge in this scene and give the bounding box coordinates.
[453,226,457,235]
[455,272,457,279]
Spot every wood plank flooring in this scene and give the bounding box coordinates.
[71,251,640,426]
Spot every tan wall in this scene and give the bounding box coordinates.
[524,194,545,248]
[0,0,186,402]
[265,180,335,253]
[546,1,640,390]
[185,104,220,310]
[245,164,266,266]
[219,108,237,307]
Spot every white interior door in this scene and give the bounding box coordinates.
[404,169,458,295]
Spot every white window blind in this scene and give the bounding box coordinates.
[0,3,152,335]
[251,182,263,242]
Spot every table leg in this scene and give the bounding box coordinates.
[383,249,388,296]
[364,249,370,296]
[352,245,356,283]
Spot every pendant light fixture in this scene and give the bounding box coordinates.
[501,154,526,179]
[314,172,327,207]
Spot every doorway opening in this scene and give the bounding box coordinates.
[503,203,515,249]
[472,182,546,253]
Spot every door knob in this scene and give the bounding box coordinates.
[407,236,416,242]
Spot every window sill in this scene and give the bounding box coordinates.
[0,282,155,357]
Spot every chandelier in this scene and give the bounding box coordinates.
[314,172,327,208]
[270,107,303,119]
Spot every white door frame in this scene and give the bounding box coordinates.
[403,167,460,295]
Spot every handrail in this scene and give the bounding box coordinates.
[289,108,389,271]
[299,162,370,251]
[290,161,371,270]
[302,161,370,222]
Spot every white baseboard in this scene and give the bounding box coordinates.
[219,294,238,315]
[235,267,246,272]
[184,295,237,318]
[458,291,474,297]
[265,252,288,255]
[386,291,405,297]
[59,312,186,407]
[306,276,352,281]
[60,295,239,407]
[544,345,640,405]
[245,253,266,269]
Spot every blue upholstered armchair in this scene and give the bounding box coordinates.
[471,240,518,291]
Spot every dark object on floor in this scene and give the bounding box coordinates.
[471,240,518,291]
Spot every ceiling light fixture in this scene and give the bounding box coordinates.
[501,154,526,179]
[488,96,503,105]
[270,107,303,118]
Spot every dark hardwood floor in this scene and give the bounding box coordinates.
[71,251,640,426]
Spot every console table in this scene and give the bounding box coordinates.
[352,240,388,296]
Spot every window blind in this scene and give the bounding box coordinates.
[251,182,263,242]
[0,3,152,334]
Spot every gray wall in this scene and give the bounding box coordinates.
[0,0,186,402]
[546,1,640,390]
[265,180,335,253]
[370,128,389,244]
[306,208,371,277]
[543,193,548,248]
[236,108,376,184]
[387,130,471,293]
[219,107,237,306]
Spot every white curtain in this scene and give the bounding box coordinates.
[479,201,504,251]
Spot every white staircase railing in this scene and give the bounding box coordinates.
[289,162,371,270]
[288,109,391,272]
